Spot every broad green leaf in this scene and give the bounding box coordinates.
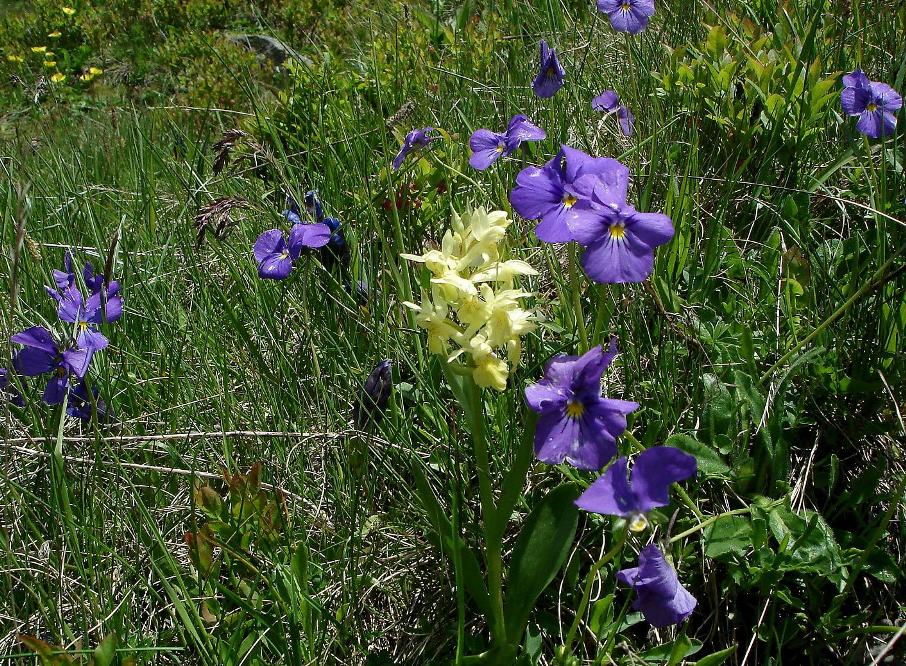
[503,483,580,642]
[638,636,702,662]
[665,434,731,479]
[91,634,117,666]
[692,645,737,666]
[704,515,753,558]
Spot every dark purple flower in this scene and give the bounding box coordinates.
[392,127,437,171]
[285,190,325,225]
[56,286,111,353]
[510,145,630,243]
[841,69,902,139]
[11,326,91,405]
[469,114,546,170]
[617,544,696,628]
[48,251,123,326]
[353,359,393,428]
[1,367,24,407]
[525,339,638,470]
[533,40,565,98]
[576,446,696,529]
[66,379,111,421]
[319,216,350,272]
[254,222,331,280]
[593,90,635,137]
[597,0,655,35]
[565,172,673,283]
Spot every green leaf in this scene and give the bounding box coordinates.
[665,434,731,479]
[291,541,309,591]
[704,515,752,559]
[638,637,702,662]
[692,645,737,666]
[91,634,117,666]
[503,483,580,643]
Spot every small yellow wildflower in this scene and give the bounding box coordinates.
[43,60,57,68]
[6,54,24,63]
[51,72,66,83]
[89,67,103,76]
[79,73,93,82]
[31,46,48,54]
[62,7,76,16]
[48,31,62,38]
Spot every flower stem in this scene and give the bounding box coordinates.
[560,527,627,657]
[458,371,507,647]
[568,244,589,352]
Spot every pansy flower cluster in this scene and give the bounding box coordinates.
[511,145,675,283]
[525,342,698,626]
[253,191,352,280]
[401,207,538,392]
[6,251,119,421]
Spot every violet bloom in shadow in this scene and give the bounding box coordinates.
[392,127,437,171]
[576,446,697,530]
[597,0,655,35]
[525,339,638,471]
[841,69,902,139]
[469,114,546,170]
[67,379,111,421]
[11,326,91,405]
[566,170,674,283]
[617,544,697,628]
[510,145,629,243]
[592,90,635,136]
[353,359,393,428]
[533,40,565,98]
[254,223,331,280]
[1,367,25,407]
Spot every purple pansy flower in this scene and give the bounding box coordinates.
[253,222,332,280]
[392,127,437,171]
[11,326,91,405]
[576,446,697,530]
[533,40,565,98]
[469,114,546,170]
[841,69,902,139]
[525,339,638,471]
[593,90,635,136]
[510,145,630,243]
[565,170,674,283]
[597,0,655,35]
[1,367,25,407]
[617,544,697,628]
[353,359,393,428]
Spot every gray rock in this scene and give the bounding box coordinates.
[226,33,310,66]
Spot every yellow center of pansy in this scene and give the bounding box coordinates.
[565,400,585,418]
[562,194,578,208]
[866,102,877,112]
[629,513,648,532]
[609,222,626,240]
[496,144,505,153]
